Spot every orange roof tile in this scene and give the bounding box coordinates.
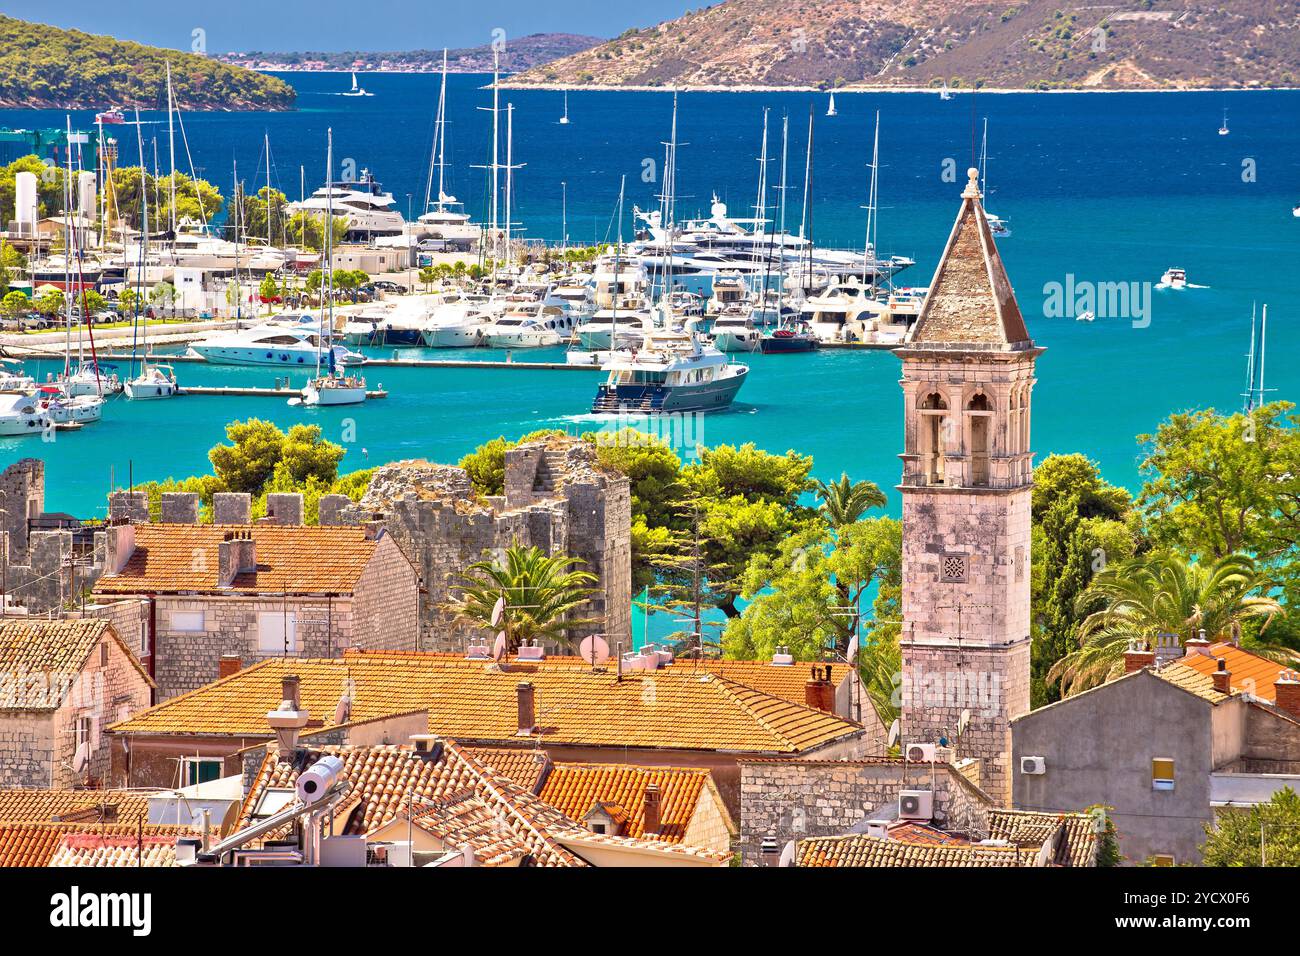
[0,619,153,709]
[93,524,382,596]
[986,809,1099,867]
[0,788,152,824]
[796,833,1030,868]
[0,822,188,868]
[1174,644,1295,704]
[236,741,582,866]
[48,833,181,867]
[112,655,863,755]
[538,763,735,842]
[464,747,550,793]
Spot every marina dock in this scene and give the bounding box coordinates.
[176,385,388,399]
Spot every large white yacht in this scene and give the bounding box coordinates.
[188,318,365,367]
[286,170,405,239]
[479,302,576,349]
[798,280,880,343]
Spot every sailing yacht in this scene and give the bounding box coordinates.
[979,119,1011,238]
[559,91,570,125]
[121,108,178,401]
[940,82,953,101]
[1218,108,1229,135]
[411,50,482,249]
[343,72,372,97]
[296,129,369,408]
[826,92,837,117]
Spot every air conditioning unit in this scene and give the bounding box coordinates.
[1020,756,1047,775]
[905,742,937,763]
[898,790,933,821]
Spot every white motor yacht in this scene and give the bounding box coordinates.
[708,308,761,352]
[707,272,749,315]
[1158,267,1188,290]
[480,303,575,349]
[592,325,748,414]
[188,320,365,367]
[285,170,403,239]
[0,392,49,437]
[798,281,878,343]
[575,308,653,351]
[0,359,36,392]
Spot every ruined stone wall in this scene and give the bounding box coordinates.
[0,458,43,562]
[0,711,55,788]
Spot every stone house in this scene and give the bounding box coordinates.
[0,619,153,790]
[332,435,632,653]
[91,496,420,701]
[1012,641,1300,865]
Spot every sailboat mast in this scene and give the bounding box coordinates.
[864,110,879,286]
[1257,304,1268,410]
[134,109,150,377]
[166,61,177,238]
[753,108,769,237]
[232,157,241,323]
[504,103,513,272]
[265,132,273,247]
[437,49,447,209]
[799,108,813,240]
[777,113,789,317]
[1243,303,1257,412]
[491,50,500,264]
[322,128,334,377]
[63,116,74,376]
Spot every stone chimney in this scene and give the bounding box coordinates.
[265,493,304,526]
[317,494,352,526]
[1124,641,1156,674]
[642,783,661,837]
[804,664,835,713]
[1273,670,1300,719]
[160,492,200,524]
[108,491,149,523]
[212,492,252,526]
[1154,633,1182,666]
[760,836,781,867]
[1212,658,1232,695]
[516,682,536,736]
[217,530,257,587]
[266,675,309,755]
[218,654,242,680]
[104,524,136,575]
[1184,630,1212,657]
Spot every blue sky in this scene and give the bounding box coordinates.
[6,1,696,52]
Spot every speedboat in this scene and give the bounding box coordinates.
[124,364,178,400]
[759,322,819,354]
[1077,310,1095,323]
[188,320,365,367]
[0,392,49,437]
[1157,268,1187,290]
[592,329,748,414]
[298,371,368,407]
[708,308,761,352]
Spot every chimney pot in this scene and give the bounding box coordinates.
[516,681,536,736]
[804,666,835,713]
[282,675,300,709]
[1124,642,1156,674]
[1184,636,1212,657]
[1212,658,1232,695]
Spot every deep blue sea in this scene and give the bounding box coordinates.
[3,74,1299,524]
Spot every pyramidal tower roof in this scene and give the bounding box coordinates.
[906,167,1033,351]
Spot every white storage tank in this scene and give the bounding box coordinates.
[14,171,38,235]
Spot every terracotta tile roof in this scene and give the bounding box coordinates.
[236,741,582,866]
[796,833,1030,867]
[0,823,188,867]
[987,809,1099,867]
[1172,644,1294,704]
[112,655,863,754]
[92,524,382,596]
[407,789,533,867]
[555,829,733,865]
[0,788,152,824]
[0,619,152,708]
[538,763,735,842]
[464,747,550,793]
[48,832,181,867]
[1154,662,1232,704]
[886,822,970,846]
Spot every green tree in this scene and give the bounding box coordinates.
[1049,552,1288,695]
[33,288,64,318]
[1030,454,1140,705]
[1200,787,1300,866]
[1,289,28,318]
[447,545,599,651]
[258,273,279,312]
[208,418,345,495]
[812,472,887,528]
[149,281,176,316]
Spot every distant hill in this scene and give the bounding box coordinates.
[508,0,1300,91]
[0,15,294,110]
[218,33,604,74]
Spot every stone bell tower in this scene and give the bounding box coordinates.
[896,167,1041,806]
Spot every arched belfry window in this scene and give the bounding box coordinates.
[967,392,991,486]
[920,392,948,484]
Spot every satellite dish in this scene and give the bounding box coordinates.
[958,708,972,737]
[886,718,900,749]
[845,634,859,663]
[579,634,610,666]
[492,632,507,662]
[490,595,506,629]
[778,839,796,868]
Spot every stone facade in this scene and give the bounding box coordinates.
[737,758,992,865]
[0,623,153,789]
[339,436,632,653]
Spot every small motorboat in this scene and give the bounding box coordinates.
[759,323,819,354]
[1077,311,1095,322]
[1157,267,1188,290]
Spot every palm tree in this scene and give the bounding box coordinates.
[448,545,599,652]
[1049,552,1289,696]
[813,473,886,529]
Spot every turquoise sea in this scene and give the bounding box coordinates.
[2,74,1299,521]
